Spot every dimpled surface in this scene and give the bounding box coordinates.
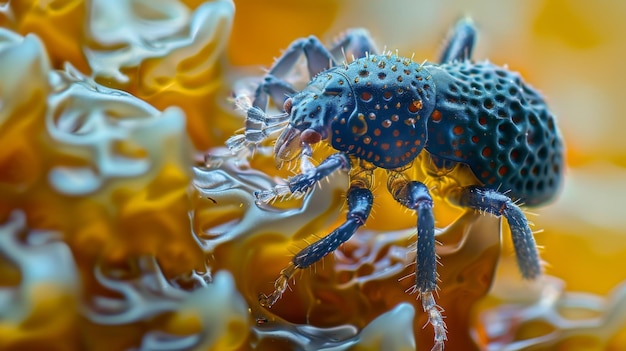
[329,55,435,168]
[425,61,563,205]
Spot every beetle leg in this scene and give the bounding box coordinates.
[268,36,336,79]
[259,184,373,308]
[231,31,379,154]
[250,35,337,111]
[439,17,476,63]
[230,36,337,153]
[387,172,447,351]
[453,185,542,279]
[254,30,379,111]
[255,152,351,203]
[251,74,297,113]
[328,28,379,61]
[229,35,333,153]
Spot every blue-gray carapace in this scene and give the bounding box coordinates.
[225,18,563,351]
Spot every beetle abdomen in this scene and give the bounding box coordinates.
[425,61,563,205]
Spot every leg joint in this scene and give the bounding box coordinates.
[346,187,373,224]
[395,181,433,210]
[457,186,510,216]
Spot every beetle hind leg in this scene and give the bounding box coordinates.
[388,172,447,351]
[454,185,542,279]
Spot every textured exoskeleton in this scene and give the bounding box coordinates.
[226,18,563,351]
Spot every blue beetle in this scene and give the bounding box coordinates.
[226,18,563,351]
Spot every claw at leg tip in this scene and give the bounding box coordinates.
[420,291,448,350]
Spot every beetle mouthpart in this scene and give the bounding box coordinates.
[274,125,303,167]
[301,128,322,144]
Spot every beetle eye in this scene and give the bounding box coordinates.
[283,98,293,114]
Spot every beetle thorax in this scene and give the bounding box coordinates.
[329,55,436,169]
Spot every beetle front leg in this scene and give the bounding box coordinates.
[228,30,380,154]
[252,36,336,110]
[253,29,380,110]
[454,186,542,279]
[387,172,447,351]
[254,152,351,203]
[228,37,339,154]
[259,184,373,308]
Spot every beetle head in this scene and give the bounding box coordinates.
[274,72,355,165]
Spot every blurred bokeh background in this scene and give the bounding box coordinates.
[1,0,625,350]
